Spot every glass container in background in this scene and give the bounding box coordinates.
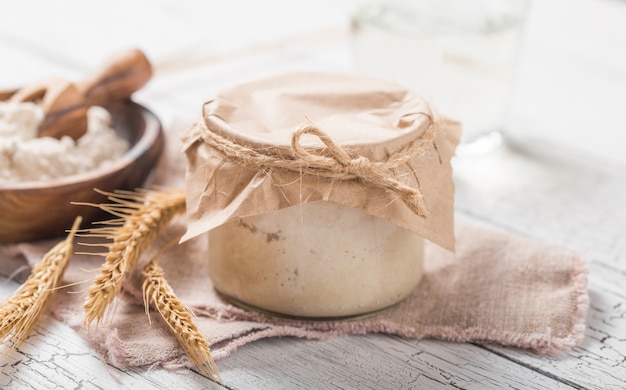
[352,0,528,155]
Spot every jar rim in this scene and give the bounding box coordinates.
[201,71,435,158]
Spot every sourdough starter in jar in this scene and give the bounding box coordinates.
[209,201,424,318]
[181,72,460,320]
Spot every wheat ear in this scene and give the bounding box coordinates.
[80,188,186,326]
[142,257,222,384]
[0,217,81,347]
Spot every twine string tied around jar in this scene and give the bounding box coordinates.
[200,114,440,218]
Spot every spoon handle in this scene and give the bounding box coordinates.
[0,89,14,100]
[1,49,153,141]
[77,49,153,107]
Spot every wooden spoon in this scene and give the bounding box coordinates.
[7,48,153,140]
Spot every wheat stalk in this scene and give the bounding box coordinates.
[142,257,222,384]
[0,217,81,347]
[79,188,186,326]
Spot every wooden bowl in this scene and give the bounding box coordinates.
[0,99,164,243]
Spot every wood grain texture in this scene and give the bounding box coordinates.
[0,0,624,389]
[0,100,164,244]
[0,278,223,390]
[78,49,153,109]
[218,335,577,390]
[453,143,626,390]
[479,262,626,390]
[453,143,626,272]
[8,80,88,141]
[6,49,152,140]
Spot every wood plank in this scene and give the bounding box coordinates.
[453,142,626,271]
[217,335,576,389]
[453,144,626,389]
[476,266,626,390]
[0,41,79,91]
[0,0,356,81]
[2,1,625,388]
[0,278,224,390]
[480,263,626,390]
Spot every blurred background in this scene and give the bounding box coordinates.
[1,0,625,168]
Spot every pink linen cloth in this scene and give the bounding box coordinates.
[0,119,589,372]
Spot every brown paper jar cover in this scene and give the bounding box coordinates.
[180,72,461,251]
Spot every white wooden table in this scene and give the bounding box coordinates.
[1,0,625,388]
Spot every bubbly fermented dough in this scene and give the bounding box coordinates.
[209,201,425,318]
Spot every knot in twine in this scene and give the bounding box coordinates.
[200,117,439,218]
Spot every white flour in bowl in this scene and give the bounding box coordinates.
[0,102,129,183]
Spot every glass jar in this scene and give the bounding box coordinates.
[352,0,528,154]
[181,72,459,320]
[208,201,424,318]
